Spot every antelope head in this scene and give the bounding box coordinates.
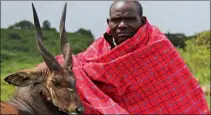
[4,3,84,115]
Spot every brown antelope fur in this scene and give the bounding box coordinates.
[1,102,22,115]
[1,3,84,115]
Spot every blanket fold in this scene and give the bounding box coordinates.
[54,20,210,114]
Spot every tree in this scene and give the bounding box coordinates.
[42,20,51,30]
[8,20,34,30]
[165,32,186,49]
[76,28,94,38]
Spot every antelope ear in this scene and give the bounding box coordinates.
[4,71,41,87]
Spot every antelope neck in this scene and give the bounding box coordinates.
[9,98,35,115]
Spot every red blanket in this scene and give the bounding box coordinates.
[55,20,210,114]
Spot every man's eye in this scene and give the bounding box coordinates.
[111,18,120,22]
[125,17,136,22]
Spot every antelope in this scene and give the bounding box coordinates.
[1,3,84,115]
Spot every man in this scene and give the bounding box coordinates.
[48,1,210,114]
[105,1,146,47]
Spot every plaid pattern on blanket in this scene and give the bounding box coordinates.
[55,20,210,114]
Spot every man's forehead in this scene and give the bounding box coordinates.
[110,1,139,15]
[114,1,125,9]
[110,12,137,18]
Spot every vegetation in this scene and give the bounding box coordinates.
[165,32,187,49]
[1,20,94,101]
[1,20,210,109]
[177,31,210,86]
[176,30,210,109]
[8,20,34,30]
[42,20,57,31]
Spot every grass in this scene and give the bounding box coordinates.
[206,96,210,109]
[1,60,39,101]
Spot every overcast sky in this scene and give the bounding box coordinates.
[1,1,210,39]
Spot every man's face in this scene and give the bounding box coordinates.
[107,2,143,45]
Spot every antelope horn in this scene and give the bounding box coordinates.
[32,3,61,71]
[59,3,72,70]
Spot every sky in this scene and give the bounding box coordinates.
[1,1,210,39]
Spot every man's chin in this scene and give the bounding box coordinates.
[115,37,130,45]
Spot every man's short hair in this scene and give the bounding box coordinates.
[109,1,143,17]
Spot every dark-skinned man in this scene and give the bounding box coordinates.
[39,0,210,114]
[106,1,146,46]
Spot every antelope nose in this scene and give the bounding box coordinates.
[75,106,84,113]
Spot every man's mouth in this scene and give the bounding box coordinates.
[117,33,131,37]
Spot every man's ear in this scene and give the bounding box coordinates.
[141,16,146,25]
[4,70,42,87]
[107,18,110,25]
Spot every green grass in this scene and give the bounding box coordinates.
[206,96,210,109]
[1,76,16,101]
[1,60,39,101]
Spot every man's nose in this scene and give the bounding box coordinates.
[118,21,127,28]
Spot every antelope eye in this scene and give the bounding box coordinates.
[51,78,59,86]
